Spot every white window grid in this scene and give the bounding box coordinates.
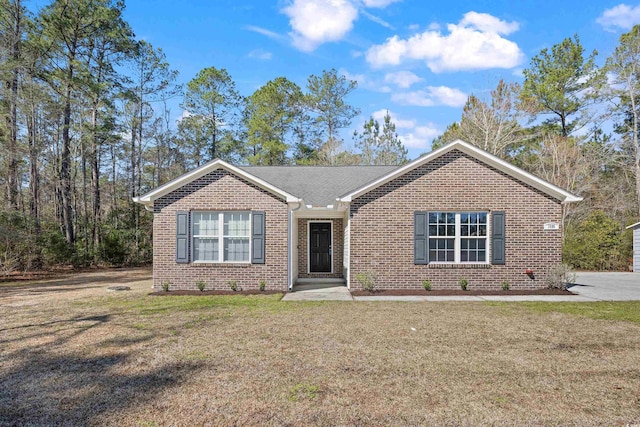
[428,212,489,264]
[192,211,251,263]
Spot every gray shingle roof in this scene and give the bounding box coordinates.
[239,165,398,206]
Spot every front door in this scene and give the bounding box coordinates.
[309,222,332,273]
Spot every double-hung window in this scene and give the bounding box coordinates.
[192,212,250,262]
[428,212,488,263]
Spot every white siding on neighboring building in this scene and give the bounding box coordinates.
[634,227,640,273]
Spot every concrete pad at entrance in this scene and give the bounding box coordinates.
[478,295,597,302]
[282,284,353,301]
[570,272,640,301]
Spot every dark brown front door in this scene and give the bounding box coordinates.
[309,222,331,273]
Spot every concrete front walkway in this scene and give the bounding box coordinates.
[353,295,597,302]
[282,284,353,301]
[282,272,640,301]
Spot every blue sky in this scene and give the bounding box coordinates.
[37,0,640,158]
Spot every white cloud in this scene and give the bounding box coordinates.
[371,109,415,128]
[400,125,441,149]
[340,68,392,92]
[362,0,401,7]
[384,70,423,88]
[244,25,285,40]
[596,4,640,31]
[361,9,394,29]
[282,0,358,51]
[175,110,193,125]
[366,11,523,72]
[459,11,519,35]
[248,49,272,60]
[368,109,439,150]
[391,86,467,107]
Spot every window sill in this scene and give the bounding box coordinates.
[427,263,491,269]
[191,262,251,267]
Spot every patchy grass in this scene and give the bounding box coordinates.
[1,268,640,425]
[503,301,640,324]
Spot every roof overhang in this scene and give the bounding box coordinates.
[132,158,301,209]
[626,222,640,229]
[337,139,583,204]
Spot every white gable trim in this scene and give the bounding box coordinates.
[132,159,301,208]
[626,222,640,229]
[337,139,583,204]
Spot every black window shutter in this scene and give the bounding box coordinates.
[176,211,189,263]
[491,211,506,265]
[414,211,428,265]
[251,211,265,264]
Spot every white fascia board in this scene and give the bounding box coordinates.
[338,139,583,204]
[132,159,301,206]
[626,221,640,229]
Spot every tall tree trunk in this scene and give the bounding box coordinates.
[91,108,101,250]
[27,104,40,235]
[61,61,75,245]
[81,139,89,258]
[6,0,21,210]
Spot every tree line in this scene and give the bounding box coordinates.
[0,0,636,272]
[0,0,406,272]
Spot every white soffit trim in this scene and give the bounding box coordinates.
[338,139,583,204]
[132,159,300,207]
[626,221,640,229]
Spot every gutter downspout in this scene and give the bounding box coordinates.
[288,201,302,291]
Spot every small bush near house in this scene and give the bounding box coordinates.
[196,280,206,292]
[259,279,266,292]
[355,271,376,292]
[546,264,576,290]
[459,278,468,291]
[228,280,238,292]
[501,280,510,291]
[422,279,432,291]
[162,280,171,292]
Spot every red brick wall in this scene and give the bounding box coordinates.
[349,150,563,290]
[297,218,344,279]
[153,169,289,291]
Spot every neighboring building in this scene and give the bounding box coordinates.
[626,222,640,272]
[133,140,582,291]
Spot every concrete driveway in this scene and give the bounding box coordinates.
[570,272,640,301]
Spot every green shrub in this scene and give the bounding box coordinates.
[563,210,631,271]
[162,280,171,292]
[99,228,128,266]
[355,271,376,292]
[422,279,432,291]
[228,280,238,292]
[259,279,266,292]
[459,278,468,291]
[196,280,206,292]
[546,264,576,290]
[501,280,510,291]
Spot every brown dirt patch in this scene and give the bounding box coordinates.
[351,288,574,296]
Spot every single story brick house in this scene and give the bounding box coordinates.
[133,139,581,291]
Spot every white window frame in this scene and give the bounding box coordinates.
[428,211,489,264]
[192,211,251,264]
